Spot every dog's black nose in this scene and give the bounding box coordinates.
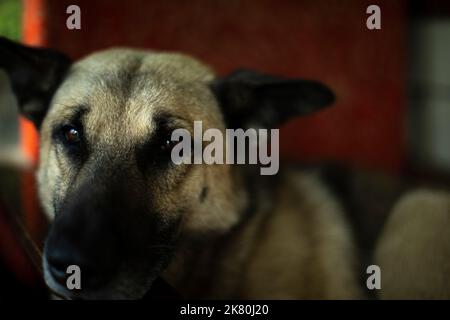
[46,242,111,289]
[44,186,122,290]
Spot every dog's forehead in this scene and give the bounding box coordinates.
[74,48,215,82]
[47,49,217,145]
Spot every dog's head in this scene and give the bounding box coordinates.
[0,37,334,299]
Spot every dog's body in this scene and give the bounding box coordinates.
[163,169,363,299]
[1,37,450,299]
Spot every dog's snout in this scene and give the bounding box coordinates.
[46,236,112,289]
[45,186,122,290]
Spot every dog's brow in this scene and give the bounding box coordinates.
[154,113,190,129]
[50,105,89,128]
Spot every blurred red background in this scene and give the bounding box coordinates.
[21,0,407,173]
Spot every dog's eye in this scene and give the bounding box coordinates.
[159,135,177,153]
[62,125,81,144]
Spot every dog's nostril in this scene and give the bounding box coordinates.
[47,255,72,285]
[47,251,112,290]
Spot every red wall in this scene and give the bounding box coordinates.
[22,0,407,172]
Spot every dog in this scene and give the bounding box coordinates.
[1,37,449,299]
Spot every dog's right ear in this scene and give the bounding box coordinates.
[0,37,71,128]
[211,69,335,129]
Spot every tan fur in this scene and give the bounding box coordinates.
[375,189,450,299]
[163,171,363,299]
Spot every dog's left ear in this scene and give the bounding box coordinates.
[211,69,335,128]
[0,37,71,128]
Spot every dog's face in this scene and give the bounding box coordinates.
[39,49,241,299]
[0,37,334,299]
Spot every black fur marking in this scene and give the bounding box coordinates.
[211,69,335,129]
[0,36,71,128]
[199,186,208,202]
[135,115,181,174]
